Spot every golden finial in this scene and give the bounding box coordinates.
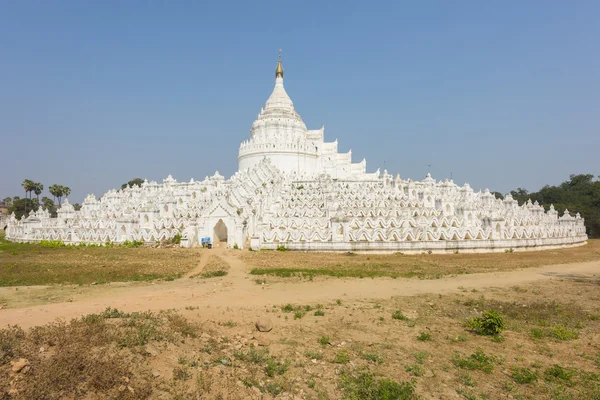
[275,49,284,79]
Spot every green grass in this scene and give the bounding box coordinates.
[280,303,315,319]
[265,359,289,377]
[544,364,576,386]
[319,335,330,345]
[452,349,497,373]
[0,235,199,286]
[405,363,423,376]
[334,350,351,364]
[530,325,579,341]
[361,352,384,364]
[250,267,433,279]
[305,350,324,360]
[458,372,477,387]
[339,368,418,399]
[199,270,227,278]
[392,310,409,320]
[510,367,538,384]
[413,351,428,364]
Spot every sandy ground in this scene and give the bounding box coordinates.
[1,247,599,329]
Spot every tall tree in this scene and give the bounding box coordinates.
[21,179,34,215]
[121,178,145,190]
[33,182,43,201]
[52,185,65,204]
[8,197,39,219]
[41,197,54,211]
[510,174,600,238]
[49,184,59,204]
[63,186,71,200]
[2,197,12,206]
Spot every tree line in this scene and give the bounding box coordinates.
[1,180,78,220]
[493,174,600,238]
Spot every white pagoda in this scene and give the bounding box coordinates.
[6,56,588,253]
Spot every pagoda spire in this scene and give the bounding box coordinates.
[275,49,284,79]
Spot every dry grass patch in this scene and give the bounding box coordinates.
[0,308,201,399]
[0,234,201,286]
[189,255,230,279]
[245,239,600,279]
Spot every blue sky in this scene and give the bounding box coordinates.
[1,1,598,202]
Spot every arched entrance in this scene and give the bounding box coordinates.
[213,219,228,243]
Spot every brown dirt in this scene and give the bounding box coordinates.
[1,245,600,399]
[0,246,598,329]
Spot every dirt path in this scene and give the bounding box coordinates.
[1,249,598,329]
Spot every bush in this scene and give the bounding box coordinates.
[265,359,289,377]
[468,310,506,336]
[452,349,496,373]
[200,270,227,278]
[339,368,418,399]
[281,304,295,312]
[169,234,181,245]
[38,240,67,248]
[417,332,432,341]
[233,243,239,249]
[334,350,351,364]
[121,240,144,248]
[544,364,576,385]
[276,244,287,251]
[549,325,578,341]
[392,310,408,320]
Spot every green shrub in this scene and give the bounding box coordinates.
[530,328,545,339]
[233,243,239,249]
[392,310,408,320]
[452,349,496,373]
[417,332,432,341]
[122,240,144,248]
[544,364,576,385]
[510,366,538,384]
[305,350,323,360]
[549,325,578,341]
[281,304,294,312]
[339,368,418,399]
[413,351,428,364]
[265,359,289,377]
[38,240,67,248]
[200,270,227,278]
[334,350,351,364]
[276,244,287,251]
[405,363,423,376]
[319,335,330,345]
[361,352,384,364]
[169,234,181,245]
[314,310,325,316]
[468,310,506,336]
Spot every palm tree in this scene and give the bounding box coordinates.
[21,179,34,215]
[49,184,60,205]
[34,182,43,201]
[63,186,71,200]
